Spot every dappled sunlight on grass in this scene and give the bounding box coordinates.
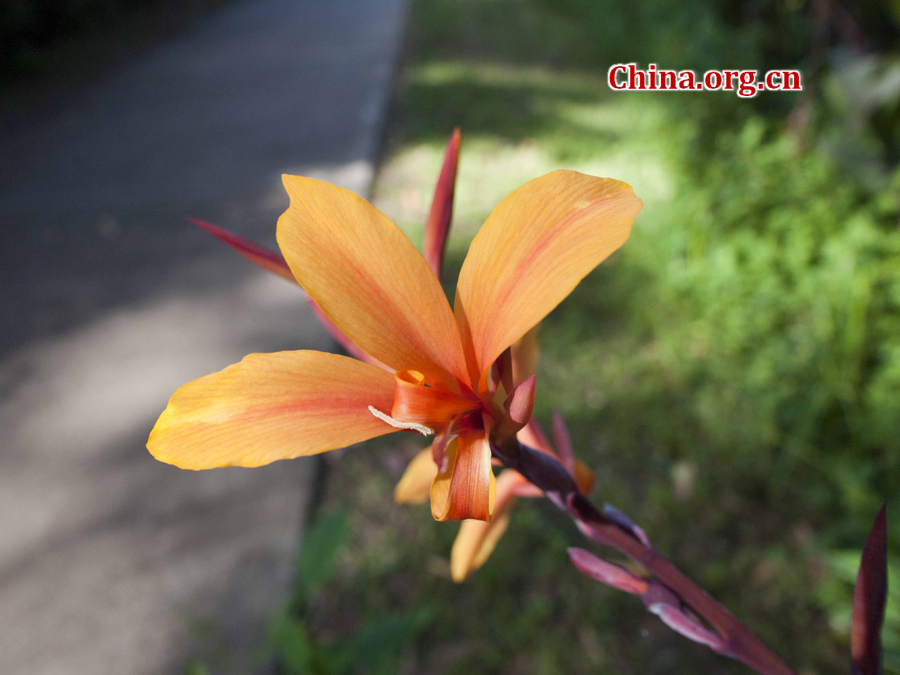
[374,61,673,247]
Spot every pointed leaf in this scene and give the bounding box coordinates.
[852,504,888,675]
[551,410,575,473]
[423,128,461,278]
[568,547,649,595]
[189,217,296,283]
[190,217,381,366]
[647,603,727,653]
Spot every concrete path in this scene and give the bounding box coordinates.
[0,1,407,673]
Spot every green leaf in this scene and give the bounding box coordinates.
[346,608,434,673]
[295,510,350,595]
[268,615,317,675]
[183,661,210,675]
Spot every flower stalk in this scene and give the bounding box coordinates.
[491,436,794,675]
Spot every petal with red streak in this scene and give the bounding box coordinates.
[431,430,495,522]
[148,351,396,469]
[455,170,642,388]
[277,176,469,389]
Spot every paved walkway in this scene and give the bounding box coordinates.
[0,1,407,672]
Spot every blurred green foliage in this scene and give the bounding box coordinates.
[265,510,433,675]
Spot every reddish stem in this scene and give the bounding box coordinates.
[492,439,793,675]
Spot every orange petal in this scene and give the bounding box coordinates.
[277,176,469,389]
[148,351,396,469]
[394,448,438,504]
[430,430,495,522]
[454,170,642,387]
[573,459,596,496]
[423,128,461,279]
[391,370,479,430]
[450,469,527,581]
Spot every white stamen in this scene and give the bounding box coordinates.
[368,406,434,436]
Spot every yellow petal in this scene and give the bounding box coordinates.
[277,176,469,389]
[394,448,438,504]
[450,469,527,581]
[430,430,496,522]
[455,170,642,386]
[148,351,396,469]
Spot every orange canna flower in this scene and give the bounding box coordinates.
[395,410,596,581]
[148,169,641,522]
[450,413,597,581]
[396,321,597,579]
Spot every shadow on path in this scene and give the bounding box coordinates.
[0,1,408,672]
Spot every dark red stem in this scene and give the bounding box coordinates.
[492,438,794,675]
[852,504,887,675]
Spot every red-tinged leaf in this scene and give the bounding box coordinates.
[518,417,553,456]
[603,504,651,548]
[190,217,387,369]
[551,411,575,473]
[490,347,514,395]
[189,217,297,283]
[422,128,461,279]
[647,603,727,653]
[852,504,887,675]
[568,547,649,596]
[496,375,536,440]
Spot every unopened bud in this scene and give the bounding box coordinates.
[568,547,650,596]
